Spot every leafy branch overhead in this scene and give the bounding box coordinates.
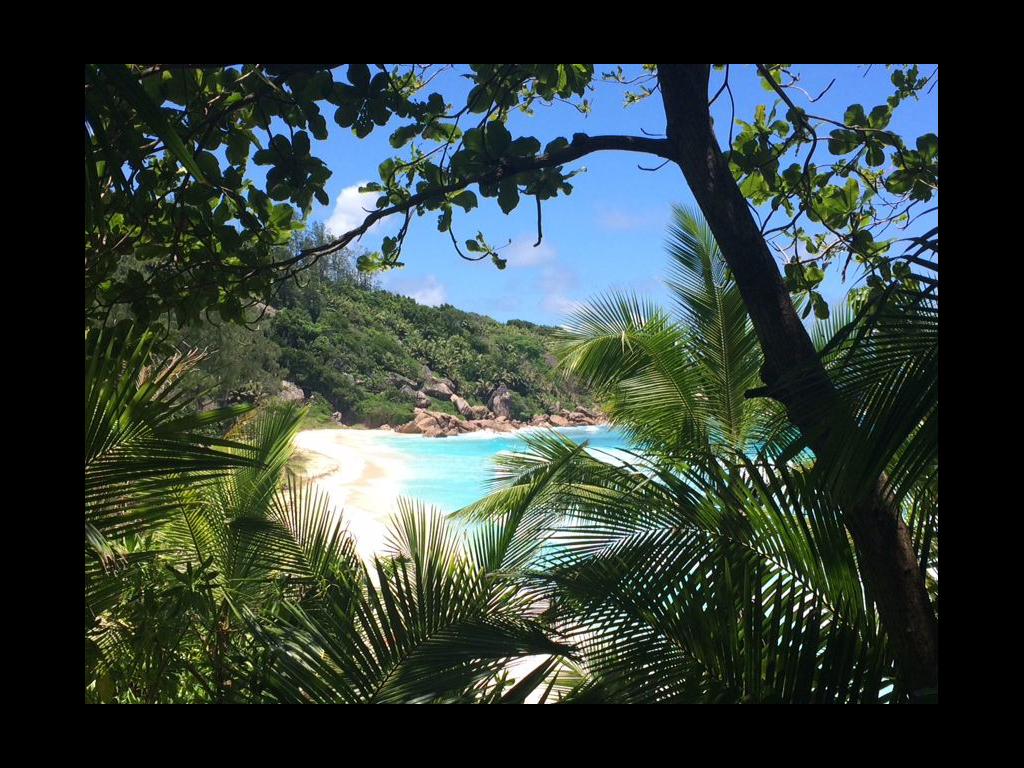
[731,64,937,316]
[85,63,935,329]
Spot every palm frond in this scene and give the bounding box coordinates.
[85,323,255,557]
[463,429,895,702]
[553,292,710,453]
[253,500,572,703]
[159,404,363,604]
[783,282,938,510]
[665,204,766,451]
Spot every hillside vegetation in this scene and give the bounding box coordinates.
[171,225,594,427]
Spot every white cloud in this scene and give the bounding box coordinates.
[537,264,578,294]
[412,277,448,307]
[504,236,557,268]
[594,205,662,232]
[536,264,581,319]
[542,293,582,315]
[391,274,448,307]
[325,181,385,235]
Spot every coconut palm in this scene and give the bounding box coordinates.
[455,206,938,702]
[553,207,776,458]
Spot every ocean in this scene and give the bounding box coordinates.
[373,425,632,513]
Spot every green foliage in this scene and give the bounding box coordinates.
[84,323,258,561]
[354,395,414,428]
[84,64,595,327]
[555,207,775,456]
[463,439,895,702]
[505,391,535,421]
[85,217,936,706]
[252,500,571,703]
[85,64,938,703]
[135,222,594,426]
[85,64,337,327]
[426,397,460,417]
[168,312,286,405]
[86,64,935,331]
[456,210,938,702]
[86,334,570,703]
[262,231,595,424]
[803,274,938,511]
[727,64,937,316]
[298,392,338,429]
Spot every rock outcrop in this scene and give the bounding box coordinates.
[529,406,605,428]
[450,394,474,418]
[396,409,475,437]
[399,382,430,408]
[419,370,456,399]
[395,404,606,437]
[450,394,489,420]
[469,418,516,433]
[279,380,306,403]
[422,375,455,399]
[388,372,419,389]
[488,385,514,420]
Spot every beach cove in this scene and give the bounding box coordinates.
[290,424,626,561]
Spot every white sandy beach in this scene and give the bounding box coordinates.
[291,426,534,558]
[290,426,558,701]
[292,428,412,562]
[291,423,614,561]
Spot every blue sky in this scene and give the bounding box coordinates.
[276,64,938,325]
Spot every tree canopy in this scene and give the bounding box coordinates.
[85,64,936,328]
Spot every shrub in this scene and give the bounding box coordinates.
[354,395,414,428]
[507,391,536,421]
[301,392,337,428]
[429,398,459,417]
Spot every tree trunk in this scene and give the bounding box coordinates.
[656,64,937,698]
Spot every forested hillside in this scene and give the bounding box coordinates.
[168,224,594,427]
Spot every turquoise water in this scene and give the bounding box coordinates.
[375,425,632,513]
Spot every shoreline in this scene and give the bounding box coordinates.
[331,420,610,438]
[291,424,584,702]
[290,422,613,561]
[291,429,412,562]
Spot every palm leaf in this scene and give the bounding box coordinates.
[85,323,255,558]
[253,501,572,703]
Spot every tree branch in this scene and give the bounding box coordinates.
[273,133,674,273]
